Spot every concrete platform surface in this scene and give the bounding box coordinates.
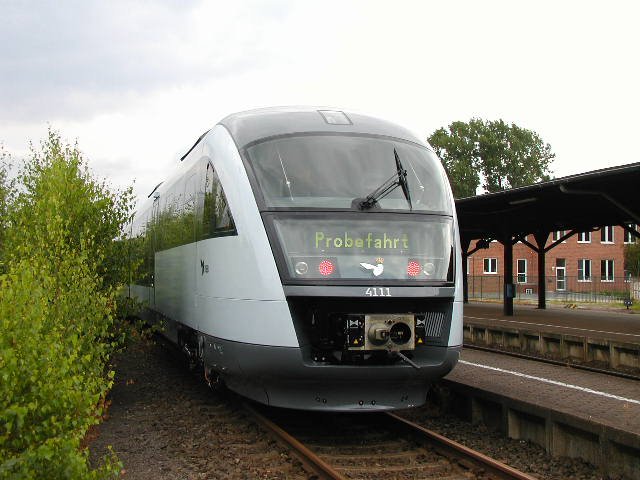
[443,348,640,478]
[452,348,640,435]
[464,302,640,343]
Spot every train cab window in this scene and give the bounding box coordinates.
[246,134,452,214]
[200,162,237,239]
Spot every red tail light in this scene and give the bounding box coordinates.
[407,260,421,277]
[318,259,335,276]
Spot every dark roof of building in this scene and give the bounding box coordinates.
[218,106,426,149]
[456,162,640,242]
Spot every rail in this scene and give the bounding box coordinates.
[245,402,540,480]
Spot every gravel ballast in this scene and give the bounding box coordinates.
[90,339,622,479]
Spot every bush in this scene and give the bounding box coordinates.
[5,131,134,290]
[0,148,13,270]
[0,131,134,478]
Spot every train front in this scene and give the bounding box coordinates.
[224,108,462,410]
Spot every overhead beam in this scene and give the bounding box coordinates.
[559,184,640,225]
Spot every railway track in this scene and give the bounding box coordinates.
[464,343,640,381]
[245,402,539,480]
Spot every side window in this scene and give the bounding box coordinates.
[201,162,237,239]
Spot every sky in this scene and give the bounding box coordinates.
[1,0,639,206]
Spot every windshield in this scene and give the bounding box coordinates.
[246,134,452,213]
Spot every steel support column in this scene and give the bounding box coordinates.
[534,231,549,309]
[502,236,514,316]
[461,237,471,304]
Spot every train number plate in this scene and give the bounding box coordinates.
[364,287,391,297]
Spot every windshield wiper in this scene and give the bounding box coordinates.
[354,149,412,210]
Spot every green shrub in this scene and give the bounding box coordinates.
[0,257,120,479]
[6,130,134,291]
[0,148,13,270]
[0,130,134,478]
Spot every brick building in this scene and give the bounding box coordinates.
[466,225,638,300]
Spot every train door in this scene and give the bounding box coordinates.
[195,158,237,326]
[195,159,213,331]
[184,172,199,327]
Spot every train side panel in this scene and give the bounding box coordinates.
[194,126,298,347]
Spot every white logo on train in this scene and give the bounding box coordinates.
[360,258,384,277]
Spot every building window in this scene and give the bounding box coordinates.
[555,258,566,291]
[577,231,591,243]
[466,256,470,275]
[552,230,566,242]
[600,259,614,282]
[517,259,527,283]
[578,259,591,282]
[600,226,614,243]
[624,224,638,244]
[483,258,497,274]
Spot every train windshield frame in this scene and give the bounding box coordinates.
[243,133,453,214]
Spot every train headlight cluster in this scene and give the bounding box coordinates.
[407,259,437,277]
[291,257,339,278]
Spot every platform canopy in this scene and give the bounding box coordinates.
[456,161,640,243]
[454,161,640,314]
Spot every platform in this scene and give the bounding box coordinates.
[462,302,640,375]
[441,346,640,479]
[464,302,640,342]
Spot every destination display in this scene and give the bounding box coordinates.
[272,217,453,281]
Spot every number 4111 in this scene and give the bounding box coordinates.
[365,287,391,297]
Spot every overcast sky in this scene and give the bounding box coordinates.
[2,0,639,206]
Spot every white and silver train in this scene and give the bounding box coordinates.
[128,107,463,411]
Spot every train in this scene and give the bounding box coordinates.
[127,107,463,411]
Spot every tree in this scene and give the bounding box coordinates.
[428,119,554,198]
[624,242,640,277]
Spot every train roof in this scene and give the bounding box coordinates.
[218,106,427,149]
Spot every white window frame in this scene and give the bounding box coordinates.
[600,226,614,244]
[577,231,591,243]
[516,259,527,283]
[600,259,614,282]
[483,258,498,274]
[624,224,638,244]
[578,258,592,282]
[552,230,566,243]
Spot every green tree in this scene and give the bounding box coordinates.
[428,119,554,198]
[624,242,640,277]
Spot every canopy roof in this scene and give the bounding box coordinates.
[456,162,640,242]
